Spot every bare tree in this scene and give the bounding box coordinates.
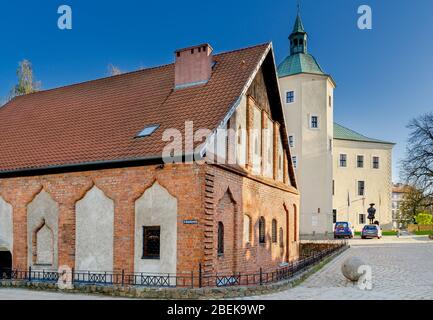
[398,186,428,226]
[401,112,433,205]
[107,64,122,76]
[10,59,41,99]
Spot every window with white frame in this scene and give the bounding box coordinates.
[357,155,364,168]
[286,91,295,104]
[292,156,298,169]
[358,181,365,196]
[339,154,347,167]
[289,135,295,148]
[373,156,380,169]
[310,115,319,129]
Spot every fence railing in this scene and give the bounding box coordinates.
[0,242,347,289]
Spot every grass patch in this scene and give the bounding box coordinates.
[355,231,397,236]
[414,230,433,236]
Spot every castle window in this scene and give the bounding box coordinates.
[357,155,364,168]
[286,91,295,104]
[359,214,366,224]
[289,135,295,148]
[272,219,277,243]
[259,217,266,244]
[217,222,224,256]
[299,39,303,46]
[142,226,160,259]
[373,156,380,169]
[339,154,347,167]
[292,156,298,169]
[358,181,365,196]
[310,116,319,129]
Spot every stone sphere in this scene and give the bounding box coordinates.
[341,257,365,282]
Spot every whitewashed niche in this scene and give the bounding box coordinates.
[75,186,114,273]
[134,182,177,279]
[0,196,13,253]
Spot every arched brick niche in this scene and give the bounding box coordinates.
[27,190,59,270]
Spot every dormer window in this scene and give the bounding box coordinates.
[136,124,160,138]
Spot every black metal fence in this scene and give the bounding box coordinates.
[0,242,347,289]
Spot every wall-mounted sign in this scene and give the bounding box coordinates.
[183,220,198,225]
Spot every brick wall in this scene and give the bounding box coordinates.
[0,162,299,275]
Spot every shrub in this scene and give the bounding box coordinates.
[415,213,433,225]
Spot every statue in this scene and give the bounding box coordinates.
[367,203,376,224]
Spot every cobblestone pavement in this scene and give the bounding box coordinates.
[243,235,433,300]
[1,235,432,300]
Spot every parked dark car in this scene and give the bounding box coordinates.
[361,224,382,239]
[334,222,354,239]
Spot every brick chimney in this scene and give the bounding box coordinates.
[174,44,213,89]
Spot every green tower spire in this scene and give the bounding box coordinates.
[289,10,307,55]
[277,7,325,78]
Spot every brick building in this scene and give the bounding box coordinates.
[0,43,299,278]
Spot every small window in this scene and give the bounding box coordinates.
[142,226,160,259]
[329,95,332,107]
[136,124,160,138]
[332,180,335,196]
[272,219,277,243]
[333,209,337,223]
[358,181,365,196]
[286,91,295,104]
[278,154,282,170]
[237,126,242,144]
[279,227,284,248]
[292,156,298,169]
[289,135,295,148]
[340,154,347,167]
[357,155,364,168]
[217,222,224,256]
[359,214,366,224]
[311,116,319,129]
[373,156,380,169]
[259,217,266,244]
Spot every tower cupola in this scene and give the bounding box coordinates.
[289,13,307,55]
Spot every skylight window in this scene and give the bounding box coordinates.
[136,124,160,138]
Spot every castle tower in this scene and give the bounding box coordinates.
[278,11,336,238]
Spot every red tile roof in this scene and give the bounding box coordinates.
[0,43,270,173]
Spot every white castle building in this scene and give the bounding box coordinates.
[277,12,394,237]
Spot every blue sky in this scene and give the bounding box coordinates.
[1,0,432,181]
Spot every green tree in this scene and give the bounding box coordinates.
[10,59,40,99]
[415,213,433,225]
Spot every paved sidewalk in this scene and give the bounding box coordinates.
[0,288,125,300]
[242,235,433,300]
